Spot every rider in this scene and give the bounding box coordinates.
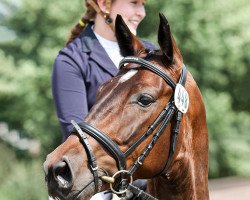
[52,0,156,199]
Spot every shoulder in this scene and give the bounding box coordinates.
[56,38,85,62]
[54,27,94,72]
[52,39,87,82]
[55,24,99,64]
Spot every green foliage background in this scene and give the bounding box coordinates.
[0,0,250,199]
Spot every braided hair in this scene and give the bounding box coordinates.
[66,0,113,45]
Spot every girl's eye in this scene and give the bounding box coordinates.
[137,94,155,107]
[130,0,145,6]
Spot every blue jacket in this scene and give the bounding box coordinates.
[52,24,156,140]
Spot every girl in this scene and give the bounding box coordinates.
[52,0,155,199]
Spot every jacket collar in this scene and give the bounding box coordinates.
[80,24,118,76]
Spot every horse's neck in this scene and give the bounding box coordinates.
[147,122,209,200]
[148,158,209,200]
[147,84,209,200]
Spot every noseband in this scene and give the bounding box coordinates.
[71,55,188,199]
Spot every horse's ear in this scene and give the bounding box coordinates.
[158,13,173,64]
[115,15,145,57]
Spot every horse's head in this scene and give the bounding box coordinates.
[44,14,208,200]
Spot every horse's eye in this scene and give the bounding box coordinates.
[137,94,155,107]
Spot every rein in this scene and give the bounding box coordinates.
[71,56,188,199]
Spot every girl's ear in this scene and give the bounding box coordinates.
[158,13,174,64]
[95,0,106,13]
[115,15,145,57]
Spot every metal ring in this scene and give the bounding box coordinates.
[109,170,133,195]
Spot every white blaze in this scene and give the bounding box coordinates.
[119,69,138,83]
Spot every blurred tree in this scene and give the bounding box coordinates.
[157,0,250,177]
[1,0,83,65]
[0,0,84,155]
[0,142,47,200]
[0,1,83,198]
[0,0,19,42]
[138,0,166,40]
[205,90,250,177]
[159,0,250,111]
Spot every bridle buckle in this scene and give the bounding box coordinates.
[109,170,133,195]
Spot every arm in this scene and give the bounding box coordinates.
[52,50,88,140]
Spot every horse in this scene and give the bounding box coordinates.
[43,13,209,200]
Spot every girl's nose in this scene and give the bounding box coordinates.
[136,5,146,19]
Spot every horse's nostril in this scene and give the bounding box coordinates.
[53,161,73,189]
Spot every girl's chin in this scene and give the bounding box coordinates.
[128,27,137,35]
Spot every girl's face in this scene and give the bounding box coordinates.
[110,0,146,35]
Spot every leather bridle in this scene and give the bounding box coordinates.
[71,55,188,199]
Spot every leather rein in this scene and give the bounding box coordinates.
[71,55,188,199]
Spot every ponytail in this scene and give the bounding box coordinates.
[66,16,89,45]
[66,0,97,45]
[66,0,113,45]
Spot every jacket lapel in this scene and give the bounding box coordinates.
[80,24,119,77]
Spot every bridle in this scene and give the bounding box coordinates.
[71,55,188,199]
[71,54,189,199]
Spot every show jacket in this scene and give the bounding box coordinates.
[52,24,156,140]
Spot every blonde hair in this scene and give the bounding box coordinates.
[66,0,113,45]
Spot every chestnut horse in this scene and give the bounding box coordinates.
[44,14,209,200]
